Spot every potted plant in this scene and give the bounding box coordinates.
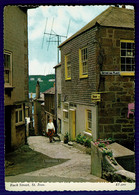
[64,132,69,144]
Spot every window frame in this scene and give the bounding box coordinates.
[86,109,92,133]
[15,104,25,126]
[65,54,71,80]
[4,50,13,87]
[63,103,69,121]
[79,46,88,79]
[120,40,135,75]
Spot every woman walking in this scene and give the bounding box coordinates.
[46,118,55,143]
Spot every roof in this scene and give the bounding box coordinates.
[53,63,61,69]
[43,86,55,95]
[59,6,134,48]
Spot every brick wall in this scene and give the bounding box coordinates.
[97,27,135,149]
[61,27,98,105]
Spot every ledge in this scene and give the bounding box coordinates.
[15,121,25,127]
[79,75,88,79]
[120,71,135,76]
[4,86,15,89]
[83,131,92,138]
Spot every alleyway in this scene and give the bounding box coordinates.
[5,136,106,182]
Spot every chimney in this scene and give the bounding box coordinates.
[115,4,119,7]
[36,80,40,99]
[122,5,126,8]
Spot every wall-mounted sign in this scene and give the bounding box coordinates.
[91,93,101,102]
[100,71,120,75]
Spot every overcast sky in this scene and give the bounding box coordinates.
[28,5,134,75]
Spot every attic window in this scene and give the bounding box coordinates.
[120,40,135,72]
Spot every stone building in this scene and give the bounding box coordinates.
[58,6,135,149]
[34,81,44,135]
[43,86,56,131]
[4,6,30,152]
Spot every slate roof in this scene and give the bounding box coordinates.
[43,86,55,95]
[59,6,134,48]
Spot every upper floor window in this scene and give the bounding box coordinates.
[79,47,88,78]
[4,50,12,86]
[15,104,24,125]
[120,40,135,72]
[65,54,71,80]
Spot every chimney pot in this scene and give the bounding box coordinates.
[122,5,126,8]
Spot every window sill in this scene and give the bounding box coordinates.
[120,71,135,76]
[65,78,71,81]
[80,75,88,79]
[15,121,25,127]
[83,131,92,137]
[63,119,68,123]
[4,85,15,89]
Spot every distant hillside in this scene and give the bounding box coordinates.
[29,74,55,93]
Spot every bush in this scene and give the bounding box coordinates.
[75,133,81,143]
[75,134,93,148]
[84,138,92,148]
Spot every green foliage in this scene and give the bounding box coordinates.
[84,138,92,148]
[75,133,81,143]
[29,74,55,93]
[64,132,69,138]
[75,134,93,148]
[98,143,106,148]
[102,149,113,157]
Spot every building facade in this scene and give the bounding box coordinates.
[4,6,29,152]
[43,86,56,131]
[54,63,62,134]
[59,6,135,149]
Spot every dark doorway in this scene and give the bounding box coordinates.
[5,106,11,153]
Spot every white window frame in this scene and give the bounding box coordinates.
[4,50,12,87]
[15,104,25,126]
[63,103,69,121]
[120,40,135,72]
[86,109,92,133]
[79,47,88,78]
[65,54,71,80]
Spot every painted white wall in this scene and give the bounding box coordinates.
[61,102,98,141]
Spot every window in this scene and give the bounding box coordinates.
[15,104,24,125]
[86,110,92,132]
[58,94,61,108]
[63,103,69,120]
[65,54,71,80]
[4,50,12,86]
[79,47,88,78]
[120,40,135,72]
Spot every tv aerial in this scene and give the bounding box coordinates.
[42,17,71,64]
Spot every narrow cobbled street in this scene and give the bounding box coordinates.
[5,136,106,183]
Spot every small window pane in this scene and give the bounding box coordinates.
[4,70,9,83]
[4,54,10,68]
[16,111,18,123]
[121,65,126,71]
[121,42,126,49]
[19,110,22,122]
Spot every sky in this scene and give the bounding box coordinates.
[28,5,134,76]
